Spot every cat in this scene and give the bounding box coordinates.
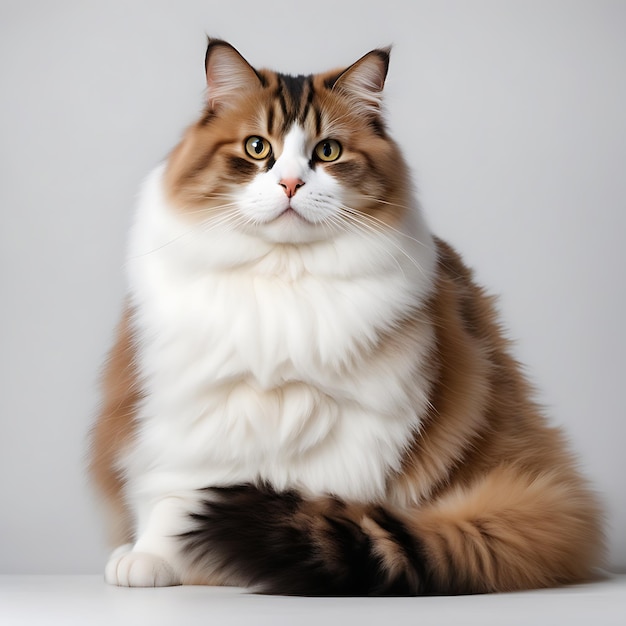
[89,38,604,595]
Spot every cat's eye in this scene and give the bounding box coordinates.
[314,139,342,162]
[244,136,272,160]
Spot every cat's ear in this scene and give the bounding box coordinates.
[330,48,390,113]
[204,39,264,110]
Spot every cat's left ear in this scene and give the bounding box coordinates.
[204,38,264,110]
[330,47,390,113]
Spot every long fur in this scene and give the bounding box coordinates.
[90,39,604,594]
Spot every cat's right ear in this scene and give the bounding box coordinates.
[204,39,264,110]
[329,48,391,114]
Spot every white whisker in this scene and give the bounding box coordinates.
[337,206,427,278]
[344,199,432,252]
[329,211,406,278]
[129,202,245,257]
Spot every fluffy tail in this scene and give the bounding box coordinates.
[179,470,602,596]
[180,484,429,595]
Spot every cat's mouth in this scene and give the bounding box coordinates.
[276,206,313,224]
[254,203,327,244]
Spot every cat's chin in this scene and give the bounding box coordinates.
[250,210,331,245]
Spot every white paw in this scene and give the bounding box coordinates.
[105,550,181,587]
[107,543,133,561]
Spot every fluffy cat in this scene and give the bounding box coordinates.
[89,39,603,595]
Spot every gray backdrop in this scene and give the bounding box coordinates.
[1,0,624,574]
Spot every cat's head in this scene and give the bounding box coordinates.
[165,39,411,245]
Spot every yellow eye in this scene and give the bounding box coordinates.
[314,139,342,162]
[244,136,272,160]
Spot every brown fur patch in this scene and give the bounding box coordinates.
[89,304,140,545]
[408,465,603,592]
[360,515,420,589]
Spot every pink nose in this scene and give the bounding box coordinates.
[279,178,305,198]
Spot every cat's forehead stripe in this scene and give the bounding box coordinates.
[272,73,318,134]
[278,73,309,109]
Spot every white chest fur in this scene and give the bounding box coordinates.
[123,166,436,505]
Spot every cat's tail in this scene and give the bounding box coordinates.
[181,484,428,595]
[179,470,602,596]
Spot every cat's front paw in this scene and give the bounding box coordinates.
[105,549,181,587]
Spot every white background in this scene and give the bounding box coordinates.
[1,0,624,575]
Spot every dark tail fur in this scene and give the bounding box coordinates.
[180,484,433,596]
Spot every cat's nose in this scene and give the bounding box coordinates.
[279,178,305,198]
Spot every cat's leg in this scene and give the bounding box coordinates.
[105,495,196,587]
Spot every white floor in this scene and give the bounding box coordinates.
[1,574,625,626]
